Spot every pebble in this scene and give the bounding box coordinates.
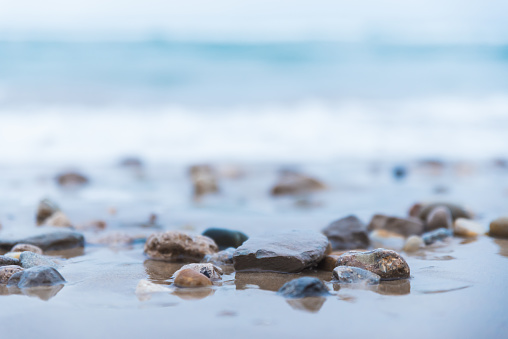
[418,202,472,221]
[271,170,326,196]
[368,214,424,237]
[202,228,248,250]
[36,198,60,225]
[422,228,453,245]
[173,268,213,288]
[189,164,219,200]
[0,255,21,267]
[277,277,330,298]
[408,203,423,218]
[425,206,453,232]
[369,229,405,250]
[336,249,410,280]
[454,218,485,237]
[172,263,223,281]
[135,279,170,294]
[202,248,235,265]
[7,266,65,288]
[42,211,73,228]
[322,215,370,250]
[332,266,381,285]
[489,217,508,239]
[55,171,89,187]
[144,231,218,261]
[20,252,58,269]
[4,252,22,260]
[0,265,24,283]
[403,235,425,252]
[0,230,85,251]
[233,230,329,273]
[11,244,43,254]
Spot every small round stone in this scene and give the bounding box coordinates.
[11,244,43,255]
[332,266,380,285]
[277,277,330,298]
[0,265,24,283]
[172,263,223,281]
[425,206,453,232]
[202,228,248,250]
[173,269,213,288]
[403,235,425,252]
[336,249,410,280]
[454,218,485,237]
[144,231,218,261]
[3,252,22,260]
[489,217,508,239]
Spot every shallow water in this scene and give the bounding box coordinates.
[0,160,507,338]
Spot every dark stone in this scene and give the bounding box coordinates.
[233,230,329,273]
[0,231,85,251]
[271,170,326,196]
[368,214,424,237]
[277,277,330,298]
[322,215,370,250]
[418,203,472,221]
[7,266,65,288]
[425,206,453,232]
[55,171,89,187]
[332,266,380,285]
[422,228,452,245]
[0,255,21,267]
[202,228,248,250]
[336,249,410,280]
[489,217,508,239]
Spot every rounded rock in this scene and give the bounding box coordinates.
[277,277,330,298]
[403,235,425,252]
[332,266,380,285]
[0,265,24,283]
[144,231,218,261]
[0,255,21,267]
[419,203,472,221]
[7,266,65,288]
[202,247,235,265]
[425,206,453,232]
[173,268,212,288]
[172,263,223,281]
[368,214,424,237]
[11,244,43,255]
[322,215,370,250]
[202,228,248,250]
[43,211,73,228]
[36,199,60,225]
[20,252,58,269]
[454,218,485,237]
[489,217,508,239]
[422,228,452,245]
[336,249,410,280]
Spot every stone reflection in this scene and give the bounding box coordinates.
[286,297,327,313]
[45,247,85,259]
[375,279,411,296]
[235,270,331,292]
[0,284,64,301]
[172,287,215,300]
[493,238,508,258]
[144,259,183,283]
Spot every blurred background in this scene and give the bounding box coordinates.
[0,0,507,165]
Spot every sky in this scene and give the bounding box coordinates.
[0,0,507,43]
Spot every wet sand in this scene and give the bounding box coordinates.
[0,160,507,338]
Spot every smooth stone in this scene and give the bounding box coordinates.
[271,170,326,196]
[0,231,85,251]
[322,215,370,250]
[135,279,170,294]
[408,203,423,218]
[43,211,73,228]
[7,266,65,288]
[369,229,405,250]
[4,252,22,260]
[418,203,472,221]
[233,230,329,273]
[202,248,235,265]
[189,165,219,200]
[0,265,24,283]
[56,171,89,186]
[403,235,425,252]
[0,255,21,267]
[277,277,330,298]
[422,228,452,245]
[317,255,340,271]
[336,249,410,280]
[202,228,248,250]
[20,252,58,269]
[489,217,508,239]
[36,199,60,225]
[368,214,425,237]
[172,263,223,281]
[332,266,381,285]
[11,244,43,254]
[425,206,453,232]
[454,218,485,237]
[144,231,218,261]
[173,268,213,288]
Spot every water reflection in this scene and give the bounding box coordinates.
[332,279,411,296]
[144,260,183,283]
[0,284,64,301]
[493,238,508,257]
[235,271,331,292]
[286,297,327,313]
[173,287,215,300]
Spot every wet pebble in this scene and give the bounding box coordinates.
[233,230,329,273]
[202,247,235,265]
[202,228,248,250]
[20,252,58,269]
[454,218,485,237]
[0,255,20,267]
[4,252,22,260]
[425,206,453,232]
[173,268,212,288]
[336,249,410,280]
[56,171,89,187]
[271,170,326,196]
[0,265,24,283]
[368,214,424,237]
[369,229,405,250]
[144,231,218,261]
[172,263,223,281]
[489,217,508,239]
[418,202,472,221]
[11,244,43,255]
[422,228,452,245]
[189,165,219,200]
[403,235,425,252]
[36,198,60,225]
[43,211,73,228]
[332,266,380,285]
[0,230,85,251]
[7,266,65,288]
[277,277,330,298]
[322,215,370,250]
